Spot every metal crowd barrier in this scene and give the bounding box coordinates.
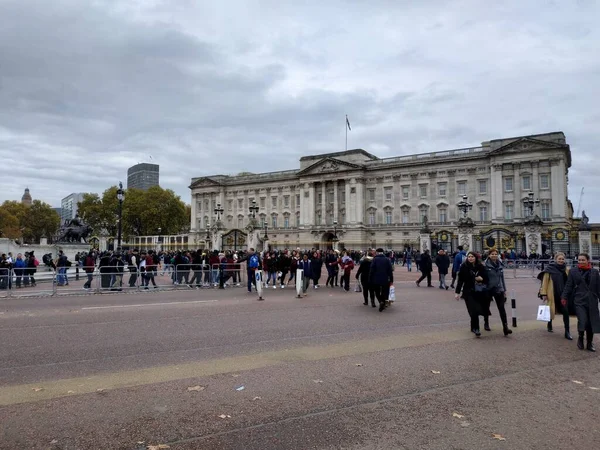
[0,268,55,298]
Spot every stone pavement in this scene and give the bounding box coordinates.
[0,274,598,449]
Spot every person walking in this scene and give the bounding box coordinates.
[369,248,394,312]
[244,248,261,293]
[538,252,572,339]
[560,253,600,351]
[340,252,354,292]
[450,246,467,289]
[311,251,323,289]
[455,252,489,337]
[298,253,312,297]
[416,249,433,287]
[484,248,513,336]
[435,249,450,290]
[356,250,376,307]
[83,251,96,290]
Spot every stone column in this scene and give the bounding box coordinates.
[190,193,198,231]
[356,179,365,224]
[525,231,542,257]
[579,231,592,258]
[333,180,338,221]
[308,182,316,226]
[321,182,327,224]
[419,233,431,254]
[347,181,354,224]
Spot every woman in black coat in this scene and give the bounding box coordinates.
[416,250,433,287]
[356,251,376,307]
[454,251,489,337]
[561,253,600,352]
[311,251,324,288]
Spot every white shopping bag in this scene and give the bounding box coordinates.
[354,281,362,292]
[389,285,396,301]
[537,305,551,322]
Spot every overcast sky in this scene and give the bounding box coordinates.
[0,0,598,218]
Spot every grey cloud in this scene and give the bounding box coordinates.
[0,0,598,220]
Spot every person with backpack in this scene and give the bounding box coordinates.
[450,246,467,289]
[110,252,125,291]
[340,251,355,292]
[245,248,261,293]
[13,254,26,288]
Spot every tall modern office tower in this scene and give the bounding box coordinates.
[127,163,160,190]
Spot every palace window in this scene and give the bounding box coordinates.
[541,202,551,220]
[457,181,467,196]
[479,206,488,222]
[522,175,531,191]
[369,211,376,225]
[478,180,487,195]
[318,193,323,205]
[385,210,392,225]
[316,212,322,225]
[438,207,447,223]
[228,200,233,210]
[504,177,513,192]
[504,203,513,220]
[368,189,376,202]
[340,211,346,224]
[296,194,300,207]
[260,197,265,208]
[540,174,550,189]
[284,214,290,228]
[238,199,243,209]
[272,215,277,228]
[237,215,244,228]
[384,187,393,201]
[419,205,429,222]
[271,196,277,207]
[402,186,410,200]
[340,190,346,204]
[402,208,410,224]
[419,184,428,198]
[284,195,289,207]
[296,212,300,226]
[438,183,447,197]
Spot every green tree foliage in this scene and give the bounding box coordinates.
[77,185,189,238]
[0,200,60,243]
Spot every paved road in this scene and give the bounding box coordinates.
[1,273,599,449]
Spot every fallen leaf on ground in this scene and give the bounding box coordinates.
[452,412,465,419]
[67,390,75,394]
[147,445,170,450]
[355,363,363,367]
[572,380,584,385]
[313,379,324,383]
[231,374,240,378]
[187,385,206,392]
[589,387,599,390]
[50,440,58,444]
[491,433,506,441]
[431,370,441,374]
[460,421,470,427]
[253,396,262,400]
[218,414,232,419]
[32,387,44,392]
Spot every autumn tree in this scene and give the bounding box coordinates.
[0,200,59,243]
[77,185,189,238]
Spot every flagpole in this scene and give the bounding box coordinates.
[345,115,348,151]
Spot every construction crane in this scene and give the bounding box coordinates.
[576,187,584,218]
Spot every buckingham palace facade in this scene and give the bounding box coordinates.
[189,131,573,254]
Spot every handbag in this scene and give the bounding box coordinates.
[474,283,487,293]
[354,282,362,293]
[537,305,551,322]
[389,285,396,301]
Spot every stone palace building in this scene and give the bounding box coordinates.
[189,131,577,255]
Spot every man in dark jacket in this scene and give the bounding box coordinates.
[356,250,376,307]
[435,249,451,290]
[369,248,394,312]
[416,250,433,287]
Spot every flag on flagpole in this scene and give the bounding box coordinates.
[346,116,351,131]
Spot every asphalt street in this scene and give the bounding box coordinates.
[1,268,599,449]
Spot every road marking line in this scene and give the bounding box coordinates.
[81,300,218,310]
[0,320,543,407]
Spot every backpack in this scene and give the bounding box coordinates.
[248,254,259,269]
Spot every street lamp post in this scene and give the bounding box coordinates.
[116,182,125,250]
[205,224,211,251]
[457,195,473,218]
[157,227,162,252]
[214,203,224,223]
[249,200,259,223]
[332,220,339,249]
[263,222,269,241]
[523,192,540,218]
